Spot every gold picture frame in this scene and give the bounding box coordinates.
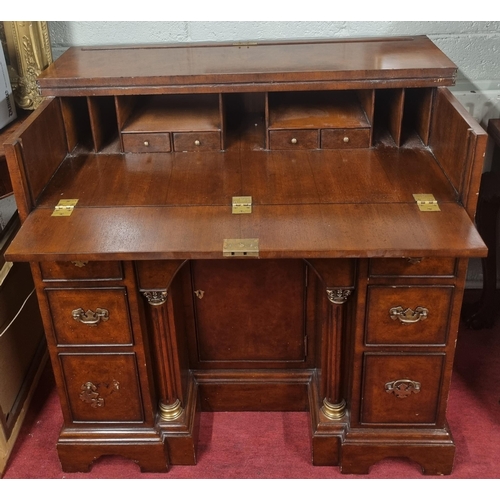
[1,21,53,110]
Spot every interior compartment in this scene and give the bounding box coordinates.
[267,90,372,150]
[118,94,223,152]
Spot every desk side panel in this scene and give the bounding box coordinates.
[429,88,487,219]
[4,98,67,220]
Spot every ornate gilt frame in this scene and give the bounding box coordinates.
[1,21,52,110]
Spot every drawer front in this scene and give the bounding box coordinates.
[122,132,171,153]
[321,128,370,149]
[366,286,453,345]
[269,129,319,150]
[173,131,221,151]
[370,257,456,277]
[361,353,444,424]
[46,288,133,346]
[59,353,144,423]
[40,261,123,282]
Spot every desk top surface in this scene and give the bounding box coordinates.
[38,36,457,94]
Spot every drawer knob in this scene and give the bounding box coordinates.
[389,306,428,324]
[194,140,201,146]
[143,141,149,146]
[343,136,350,143]
[290,138,298,144]
[72,307,109,326]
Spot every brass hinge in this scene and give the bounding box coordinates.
[223,238,259,257]
[232,196,252,214]
[413,194,440,212]
[51,199,79,217]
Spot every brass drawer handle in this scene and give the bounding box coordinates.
[389,306,428,324]
[72,307,109,326]
[194,140,201,146]
[385,379,421,398]
[406,257,423,265]
[290,137,298,144]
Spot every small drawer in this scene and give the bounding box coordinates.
[365,286,453,345]
[268,129,319,150]
[360,353,444,424]
[370,258,456,277]
[321,128,370,149]
[173,131,221,152]
[46,288,133,346]
[59,353,144,423]
[40,261,123,282]
[122,132,171,153]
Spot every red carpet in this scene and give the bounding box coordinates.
[3,292,500,480]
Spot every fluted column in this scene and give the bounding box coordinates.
[142,290,183,421]
[321,287,351,420]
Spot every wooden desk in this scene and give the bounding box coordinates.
[4,36,487,475]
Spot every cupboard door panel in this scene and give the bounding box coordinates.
[361,353,444,424]
[191,259,307,363]
[59,353,144,423]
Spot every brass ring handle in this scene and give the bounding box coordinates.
[72,307,109,326]
[389,306,428,324]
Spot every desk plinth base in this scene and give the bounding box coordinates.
[340,427,455,475]
[53,371,455,475]
[57,430,169,473]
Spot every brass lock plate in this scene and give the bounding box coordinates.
[223,238,259,257]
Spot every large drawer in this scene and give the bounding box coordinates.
[40,261,123,282]
[365,286,453,345]
[59,353,144,423]
[360,353,445,424]
[45,287,133,346]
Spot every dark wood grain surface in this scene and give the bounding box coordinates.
[38,37,457,95]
